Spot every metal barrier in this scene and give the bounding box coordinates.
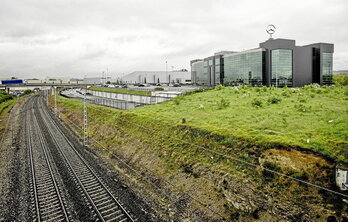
[87,90,171,105]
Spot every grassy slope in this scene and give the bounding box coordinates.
[130,85,348,163]
[0,97,17,138]
[60,85,348,163]
[0,91,13,104]
[55,85,348,219]
[89,87,151,96]
[333,73,348,85]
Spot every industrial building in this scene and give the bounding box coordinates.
[83,77,118,85]
[191,38,334,87]
[121,70,191,84]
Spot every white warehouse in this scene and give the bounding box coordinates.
[121,70,191,84]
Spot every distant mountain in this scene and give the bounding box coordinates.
[333,70,348,74]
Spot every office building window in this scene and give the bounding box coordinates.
[271,49,293,87]
[322,52,333,85]
[192,61,208,85]
[223,50,264,86]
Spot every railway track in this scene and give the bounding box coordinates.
[26,98,70,222]
[35,95,135,222]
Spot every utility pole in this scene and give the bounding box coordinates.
[83,84,88,147]
[54,87,58,116]
[166,61,168,85]
[11,109,14,148]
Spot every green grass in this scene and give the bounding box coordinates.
[58,85,348,163]
[0,95,16,138]
[89,87,151,96]
[55,85,348,219]
[129,84,348,162]
[0,91,13,103]
[333,73,348,86]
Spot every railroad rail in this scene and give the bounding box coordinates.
[26,98,70,222]
[35,95,134,222]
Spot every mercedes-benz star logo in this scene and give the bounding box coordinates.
[266,24,276,38]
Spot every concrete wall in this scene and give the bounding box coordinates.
[86,97,141,110]
[293,47,313,86]
[151,91,182,98]
[87,90,171,104]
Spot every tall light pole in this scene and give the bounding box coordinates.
[54,87,58,116]
[83,81,88,147]
[166,61,168,85]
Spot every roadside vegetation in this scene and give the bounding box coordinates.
[55,84,348,220]
[333,73,348,86]
[0,91,16,138]
[0,91,13,104]
[89,86,151,96]
[0,90,33,138]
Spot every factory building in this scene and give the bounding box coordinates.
[191,38,334,87]
[121,70,191,84]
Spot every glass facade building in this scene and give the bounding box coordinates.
[204,58,214,86]
[191,38,334,87]
[223,49,265,86]
[191,60,208,85]
[322,52,333,85]
[271,49,293,87]
[215,57,223,85]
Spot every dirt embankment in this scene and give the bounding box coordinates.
[0,97,30,221]
[56,102,348,222]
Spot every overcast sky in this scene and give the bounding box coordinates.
[0,0,347,79]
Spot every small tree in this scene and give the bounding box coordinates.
[23,89,32,95]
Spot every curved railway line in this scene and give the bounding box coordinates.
[35,94,135,222]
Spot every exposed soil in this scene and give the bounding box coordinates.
[0,98,30,221]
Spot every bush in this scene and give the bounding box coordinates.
[291,171,309,181]
[217,98,230,109]
[295,103,311,112]
[251,98,263,107]
[215,84,224,90]
[23,89,32,95]
[154,87,164,91]
[0,91,13,103]
[267,97,281,104]
[333,74,348,86]
[183,88,211,96]
[298,98,307,103]
[281,90,291,97]
[304,84,320,90]
[262,161,281,182]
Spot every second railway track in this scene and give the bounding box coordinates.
[34,94,135,222]
[27,97,70,222]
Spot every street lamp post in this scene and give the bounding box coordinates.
[166,61,168,85]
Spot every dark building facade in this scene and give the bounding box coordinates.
[191,38,334,87]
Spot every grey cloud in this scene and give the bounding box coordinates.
[0,0,347,78]
[109,36,139,44]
